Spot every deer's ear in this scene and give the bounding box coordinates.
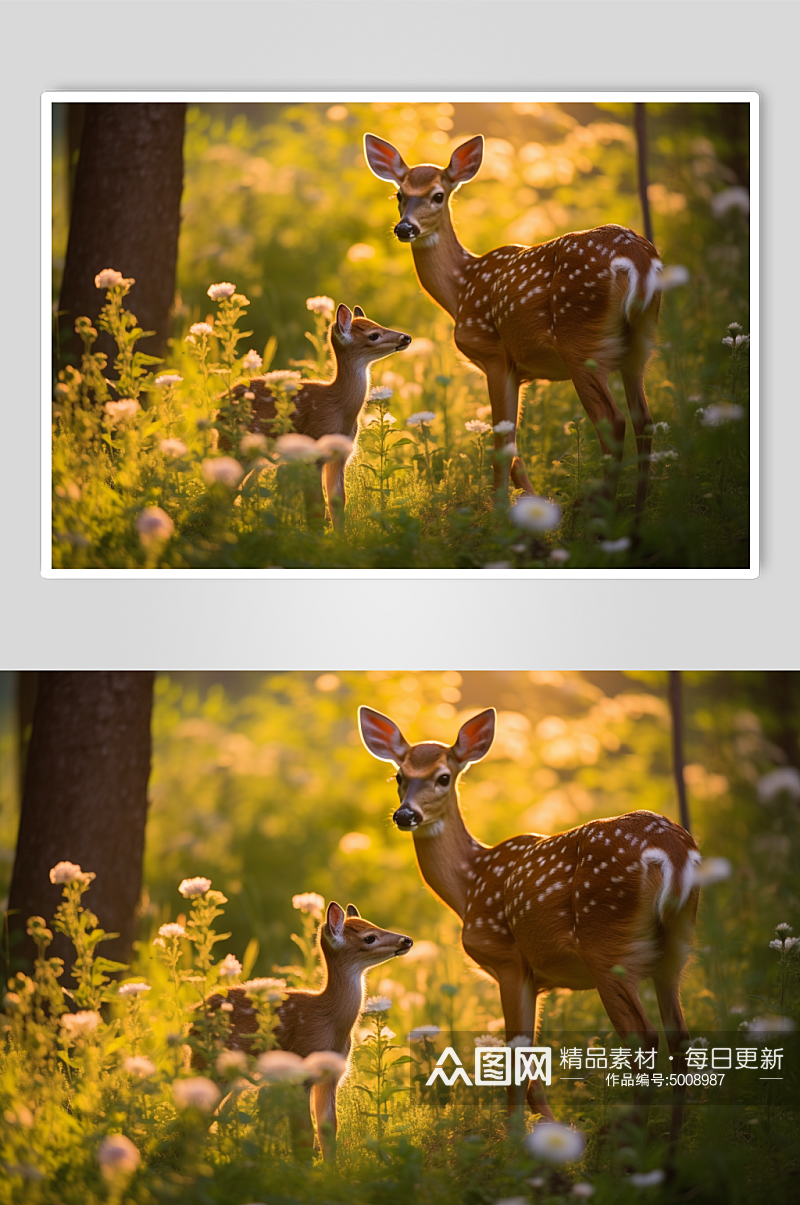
[324,901,346,948]
[364,133,408,185]
[359,706,410,766]
[445,136,484,188]
[335,304,353,342]
[353,305,365,318]
[452,708,496,766]
[345,903,360,918]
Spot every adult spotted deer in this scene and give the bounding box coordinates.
[364,133,663,510]
[359,706,700,1131]
[202,901,413,1160]
[235,304,411,527]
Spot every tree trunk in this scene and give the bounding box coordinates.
[56,103,186,371]
[7,672,155,972]
[634,103,654,245]
[668,671,691,834]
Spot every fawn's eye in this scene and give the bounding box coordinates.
[364,934,377,944]
[437,773,451,788]
[432,192,445,204]
[369,332,381,341]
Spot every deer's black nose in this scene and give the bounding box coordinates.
[398,334,412,348]
[399,935,413,950]
[394,220,418,242]
[393,806,420,830]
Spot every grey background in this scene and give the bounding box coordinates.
[2,1,795,670]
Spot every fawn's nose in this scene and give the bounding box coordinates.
[394,220,419,242]
[397,333,412,349]
[393,805,421,830]
[397,935,413,952]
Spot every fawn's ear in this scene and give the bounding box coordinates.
[359,706,410,766]
[345,903,360,918]
[324,901,346,948]
[364,133,409,185]
[451,708,496,767]
[353,305,366,318]
[335,304,353,343]
[445,136,484,188]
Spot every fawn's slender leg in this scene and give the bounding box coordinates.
[654,975,691,1147]
[485,360,535,496]
[584,962,659,1129]
[496,963,554,1119]
[311,1078,339,1162]
[564,361,626,501]
[322,459,346,530]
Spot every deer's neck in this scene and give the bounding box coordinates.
[410,210,473,319]
[327,349,371,426]
[317,952,366,1047]
[412,791,482,919]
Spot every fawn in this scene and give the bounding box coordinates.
[365,133,663,511]
[359,705,700,1138]
[236,303,411,528]
[204,901,412,1160]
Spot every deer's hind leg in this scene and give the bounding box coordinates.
[485,359,535,497]
[621,300,659,517]
[311,1077,339,1162]
[563,359,626,502]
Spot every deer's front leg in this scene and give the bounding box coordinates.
[484,360,535,497]
[311,1078,339,1162]
[322,459,346,531]
[496,962,539,1119]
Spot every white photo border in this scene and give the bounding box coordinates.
[42,90,759,580]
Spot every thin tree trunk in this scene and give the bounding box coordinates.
[668,671,691,834]
[56,103,186,371]
[634,102,654,245]
[7,672,155,972]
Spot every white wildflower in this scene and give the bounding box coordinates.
[511,495,561,533]
[173,1076,221,1112]
[160,438,188,457]
[242,350,263,373]
[600,537,631,553]
[653,421,670,432]
[757,767,800,804]
[104,398,140,422]
[747,1015,796,1038]
[190,322,213,337]
[363,995,392,1014]
[256,1050,307,1082]
[475,1033,505,1048]
[94,268,125,289]
[303,1050,347,1080]
[550,548,570,564]
[261,370,302,384]
[242,977,287,1003]
[771,936,799,952]
[97,1134,140,1180]
[493,420,515,434]
[525,1121,586,1163]
[688,1036,708,1049]
[407,411,436,427]
[49,861,94,885]
[118,982,151,998]
[202,457,245,487]
[572,1186,595,1199]
[275,434,319,463]
[240,432,268,457]
[699,403,744,427]
[179,876,212,898]
[136,507,174,545]
[216,1049,248,1076]
[405,337,435,356]
[775,923,793,934]
[158,922,186,939]
[123,1055,157,1077]
[306,295,335,320]
[61,1010,102,1038]
[657,264,690,290]
[465,419,492,435]
[292,892,325,918]
[369,386,393,402]
[650,449,678,462]
[316,433,354,461]
[154,374,183,388]
[218,954,242,979]
[728,322,743,333]
[629,1170,665,1188]
[690,857,732,886]
[409,1025,441,1041]
[711,187,750,218]
[207,282,236,300]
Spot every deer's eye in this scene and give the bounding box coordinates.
[364,934,377,944]
[369,332,380,341]
[437,773,451,788]
[432,192,445,204]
